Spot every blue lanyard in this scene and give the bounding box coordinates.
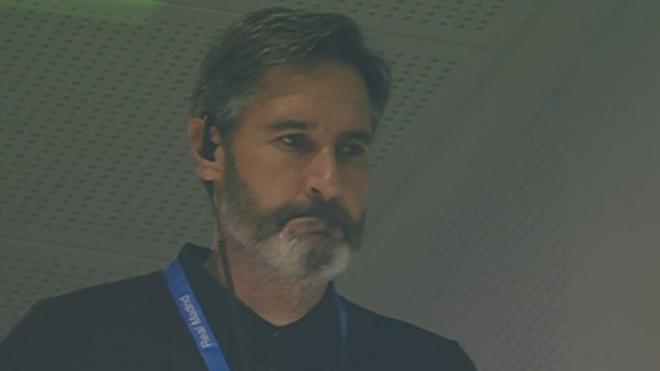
[165,259,231,371]
[335,293,348,370]
[164,259,348,371]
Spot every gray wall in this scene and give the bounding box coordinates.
[1,0,658,370]
[560,1,660,369]
[341,0,660,369]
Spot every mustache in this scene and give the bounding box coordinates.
[271,198,355,243]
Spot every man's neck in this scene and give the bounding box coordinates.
[203,240,328,327]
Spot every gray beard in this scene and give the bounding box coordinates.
[216,150,355,285]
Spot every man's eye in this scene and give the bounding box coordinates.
[278,134,313,151]
[339,143,368,159]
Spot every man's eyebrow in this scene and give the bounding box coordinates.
[266,120,317,132]
[266,120,374,144]
[338,130,374,145]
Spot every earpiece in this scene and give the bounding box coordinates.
[201,114,217,195]
[198,113,251,371]
[201,114,217,161]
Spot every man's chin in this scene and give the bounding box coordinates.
[302,242,352,282]
[289,232,346,249]
[259,234,352,283]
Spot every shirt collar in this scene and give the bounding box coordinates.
[174,242,342,367]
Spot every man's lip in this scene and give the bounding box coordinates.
[290,216,325,223]
[285,216,344,239]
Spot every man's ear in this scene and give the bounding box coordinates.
[186,117,225,184]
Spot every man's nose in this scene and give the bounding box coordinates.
[305,147,340,199]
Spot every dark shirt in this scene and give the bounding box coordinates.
[0,243,477,371]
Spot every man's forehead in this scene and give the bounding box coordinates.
[239,61,373,133]
[252,61,369,102]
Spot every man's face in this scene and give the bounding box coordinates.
[216,60,373,283]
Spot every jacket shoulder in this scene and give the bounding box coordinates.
[341,298,477,370]
[15,271,169,327]
[0,271,184,370]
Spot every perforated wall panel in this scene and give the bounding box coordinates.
[0,1,494,259]
[0,2,224,256]
[372,38,492,167]
[168,0,544,47]
[4,1,635,370]
[387,96,569,370]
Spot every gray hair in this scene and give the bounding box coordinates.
[189,7,391,141]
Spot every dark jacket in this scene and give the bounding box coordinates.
[0,243,477,371]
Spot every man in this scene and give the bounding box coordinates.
[1,7,477,371]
